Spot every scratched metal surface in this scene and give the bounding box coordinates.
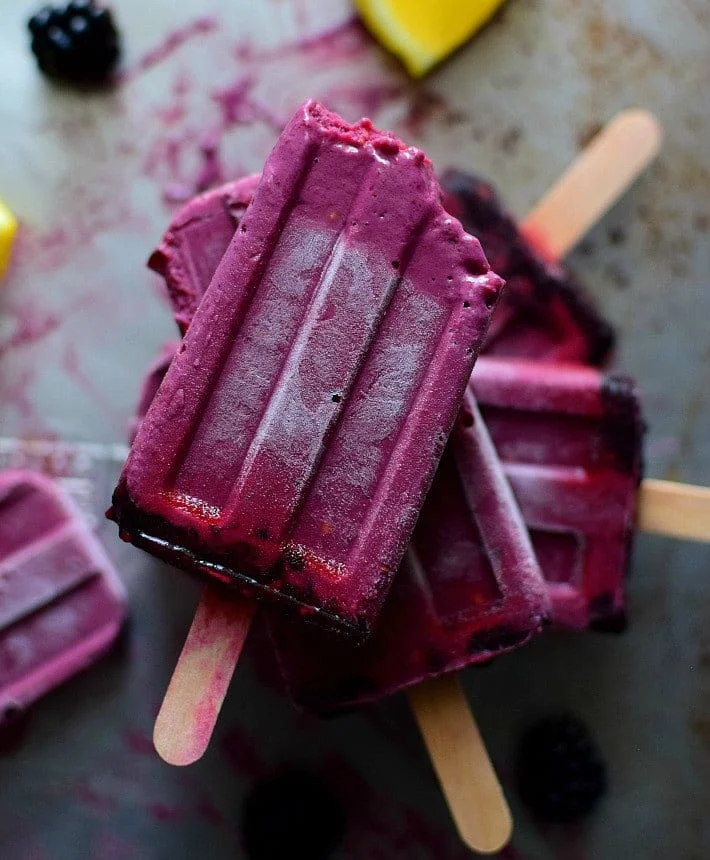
[0,0,709,857]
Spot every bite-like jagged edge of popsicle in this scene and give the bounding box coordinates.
[112,101,504,635]
[0,470,127,724]
[440,168,616,366]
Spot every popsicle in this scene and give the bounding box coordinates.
[112,101,503,774]
[112,99,501,633]
[0,470,126,726]
[148,111,661,361]
[472,357,710,629]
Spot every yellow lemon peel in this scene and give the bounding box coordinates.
[356,0,507,77]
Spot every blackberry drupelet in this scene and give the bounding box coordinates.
[28,1,121,86]
[516,714,607,823]
[241,767,347,860]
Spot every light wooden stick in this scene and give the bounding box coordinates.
[638,479,710,543]
[522,109,663,261]
[409,676,512,855]
[153,585,255,766]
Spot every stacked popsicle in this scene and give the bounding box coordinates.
[119,103,710,852]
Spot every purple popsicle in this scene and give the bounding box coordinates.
[110,101,503,635]
[0,470,126,725]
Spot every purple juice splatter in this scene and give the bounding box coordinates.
[212,74,283,131]
[0,301,61,361]
[121,16,219,83]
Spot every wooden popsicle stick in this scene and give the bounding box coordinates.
[153,585,255,766]
[408,676,513,855]
[638,479,710,543]
[522,108,663,262]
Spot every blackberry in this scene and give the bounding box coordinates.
[28,1,121,86]
[241,767,346,860]
[516,714,607,823]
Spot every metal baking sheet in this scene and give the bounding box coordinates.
[0,0,708,856]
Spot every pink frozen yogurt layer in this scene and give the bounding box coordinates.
[0,470,126,725]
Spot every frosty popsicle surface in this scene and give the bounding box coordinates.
[268,389,549,715]
[110,101,503,635]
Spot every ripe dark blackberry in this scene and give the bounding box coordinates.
[516,714,607,823]
[241,767,347,860]
[28,1,121,86]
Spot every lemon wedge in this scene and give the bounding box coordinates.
[0,199,18,280]
[355,0,508,77]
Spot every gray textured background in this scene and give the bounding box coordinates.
[0,0,708,857]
